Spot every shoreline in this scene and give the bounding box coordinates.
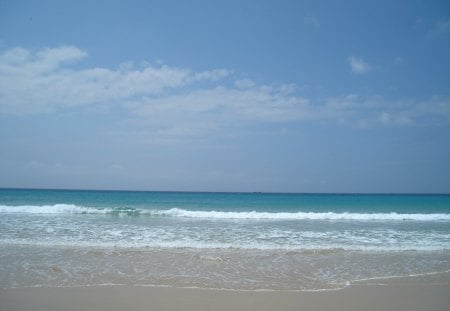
[2,268,449,292]
[2,243,449,290]
[1,256,449,310]
[1,282,449,311]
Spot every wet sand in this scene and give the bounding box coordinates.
[1,283,449,311]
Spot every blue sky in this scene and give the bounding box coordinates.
[0,0,449,192]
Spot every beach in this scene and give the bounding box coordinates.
[2,0,450,309]
[1,281,449,311]
[1,190,449,309]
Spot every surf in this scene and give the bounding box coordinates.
[1,204,449,221]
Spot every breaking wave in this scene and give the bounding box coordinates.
[1,204,449,221]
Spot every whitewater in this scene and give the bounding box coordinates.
[1,204,450,221]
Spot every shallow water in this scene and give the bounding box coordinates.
[1,245,449,290]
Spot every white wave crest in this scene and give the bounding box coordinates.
[1,205,449,221]
[0,204,108,214]
[149,208,450,221]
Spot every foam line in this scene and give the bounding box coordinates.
[1,205,449,221]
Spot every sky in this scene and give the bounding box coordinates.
[0,0,449,193]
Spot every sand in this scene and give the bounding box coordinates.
[1,283,449,311]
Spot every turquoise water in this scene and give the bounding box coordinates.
[1,188,450,249]
[2,188,450,213]
[1,188,449,290]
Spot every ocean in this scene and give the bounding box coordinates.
[1,188,449,290]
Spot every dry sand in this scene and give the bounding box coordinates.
[1,283,449,311]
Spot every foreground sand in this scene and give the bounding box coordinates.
[1,283,449,311]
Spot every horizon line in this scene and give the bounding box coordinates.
[1,187,449,196]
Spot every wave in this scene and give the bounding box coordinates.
[2,238,449,252]
[0,204,144,215]
[0,204,99,214]
[151,208,450,221]
[1,204,450,221]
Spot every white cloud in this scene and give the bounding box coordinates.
[348,56,372,74]
[192,69,229,81]
[0,46,87,75]
[132,87,450,134]
[134,85,312,123]
[235,79,255,89]
[1,45,449,140]
[0,46,229,114]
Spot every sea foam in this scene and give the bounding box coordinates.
[0,204,99,214]
[1,204,449,221]
[151,208,450,221]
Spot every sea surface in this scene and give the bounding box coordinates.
[1,188,449,290]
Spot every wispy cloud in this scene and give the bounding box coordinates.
[347,56,372,74]
[426,19,450,38]
[130,89,450,138]
[303,16,320,28]
[1,45,449,142]
[434,19,450,33]
[394,57,405,65]
[134,85,311,123]
[0,46,229,114]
